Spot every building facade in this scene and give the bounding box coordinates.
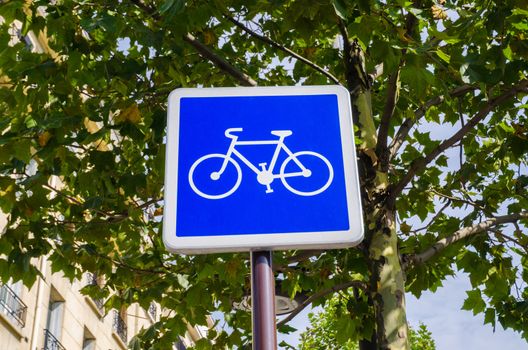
[0,12,208,350]
[0,255,195,350]
[0,215,198,350]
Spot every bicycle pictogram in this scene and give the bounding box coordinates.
[188,128,334,199]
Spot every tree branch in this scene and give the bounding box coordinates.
[273,250,324,272]
[390,80,528,198]
[75,243,170,275]
[183,33,257,87]
[490,228,528,254]
[44,180,160,227]
[129,0,257,86]
[137,197,163,209]
[376,3,423,169]
[225,14,340,85]
[129,0,156,16]
[337,18,356,92]
[42,183,116,218]
[376,70,401,170]
[430,188,486,212]
[408,199,451,234]
[389,84,477,159]
[406,212,528,267]
[277,280,367,327]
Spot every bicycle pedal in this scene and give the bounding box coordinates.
[258,162,268,170]
[265,188,274,194]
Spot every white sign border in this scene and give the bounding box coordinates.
[163,85,364,254]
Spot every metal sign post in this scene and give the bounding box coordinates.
[251,250,277,350]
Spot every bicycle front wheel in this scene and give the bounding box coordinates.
[188,154,242,200]
[280,151,334,196]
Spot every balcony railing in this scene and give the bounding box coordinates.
[0,283,27,328]
[86,272,98,285]
[113,310,128,344]
[43,329,66,350]
[175,340,187,350]
[92,296,104,312]
[85,273,104,313]
[148,302,157,321]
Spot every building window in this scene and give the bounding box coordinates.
[82,338,96,350]
[44,289,65,350]
[0,281,27,327]
[82,328,96,350]
[113,308,128,344]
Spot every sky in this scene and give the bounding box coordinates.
[277,272,528,349]
[406,274,527,350]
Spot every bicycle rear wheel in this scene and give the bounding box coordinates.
[188,154,242,199]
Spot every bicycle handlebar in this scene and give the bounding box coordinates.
[225,128,243,138]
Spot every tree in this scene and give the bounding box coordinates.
[0,0,527,349]
[299,294,435,350]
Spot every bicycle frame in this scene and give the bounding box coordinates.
[188,128,334,198]
[217,133,307,179]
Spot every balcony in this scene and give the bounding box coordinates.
[85,273,104,314]
[0,283,27,328]
[43,329,66,350]
[113,310,128,344]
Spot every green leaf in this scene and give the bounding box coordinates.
[160,0,176,14]
[24,116,37,128]
[332,0,348,19]
[13,138,32,163]
[408,8,425,19]
[462,289,486,315]
[436,48,451,63]
[503,46,513,60]
[277,324,297,334]
[511,8,528,16]
[176,274,189,289]
[160,0,185,15]
[83,197,103,210]
[278,341,297,350]
[0,1,24,23]
[0,177,16,213]
[484,308,496,327]
[129,337,142,350]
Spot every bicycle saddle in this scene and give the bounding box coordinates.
[271,130,292,137]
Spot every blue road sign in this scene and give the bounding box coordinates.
[163,86,363,253]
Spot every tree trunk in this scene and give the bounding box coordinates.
[368,208,409,350]
[346,42,410,349]
[359,335,378,350]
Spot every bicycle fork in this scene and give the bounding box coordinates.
[214,136,240,179]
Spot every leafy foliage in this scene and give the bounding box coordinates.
[0,0,527,349]
[299,293,436,349]
[299,293,373,350]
